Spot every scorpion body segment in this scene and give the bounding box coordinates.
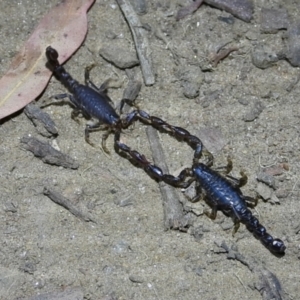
[46,46,119,127]
[179,163,286,254]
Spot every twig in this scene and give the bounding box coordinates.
[43,187,96,223]
[146,127,189,230]
[210,45,238,67]
[254,266,284,300]
[20,136,79,169]
[116,0,155,86]
[24,102,58,136]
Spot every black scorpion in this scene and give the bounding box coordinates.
[45,46,208,160]
[116,136,286,254]
[182,161,286,254]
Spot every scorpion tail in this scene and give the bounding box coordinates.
[46,46,60,68]
[241,209,286,254]
[45,46,78,93]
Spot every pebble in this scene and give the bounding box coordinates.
[260,8,289,34]
[243,100,265,122]
[251,45,279,69]
[256,182,272,201]
[178,65,204,99]
[256,171,276,189]
[129,275,144,283]
[286,21,300,67]
[99,45,139,69]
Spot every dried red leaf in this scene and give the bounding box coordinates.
[0,0,95,120]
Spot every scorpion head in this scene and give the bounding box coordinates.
[46,46,60,68]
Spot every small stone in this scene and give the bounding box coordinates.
[194,266,203,276]
[178,65,204,99]
[256,171,276,189]
[251,45,279,69]
[275,188,289,199]
[197,127,227,155]
[260,8,289,34]
[286,21,300,67]
[256,182,272,201]
[243,100,265,122]
[99,45,139,69]
[129,275,144,283]
[270,193,280,204]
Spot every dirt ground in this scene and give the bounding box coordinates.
[1,1,300,299]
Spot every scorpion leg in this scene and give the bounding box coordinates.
[50,93,90,122]
[215,157,233,175]
[84,64,115,105]
[204,204,218,220]
[40,93,71,108]
[51,93,69,100]
[50,93,80,109]
[85,122,108,149]
[225,157,233,174]
[98,79,112,94]
[237,171,248,188]
[233,221,241,236]
[101,128,114,154]
[221,158,248,188]
[71,109,81,124]
[243,195,258,208]
[84,64,97,89]
[188,181,203,203]
[226,171,248,188]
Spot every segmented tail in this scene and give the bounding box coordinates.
[46,46,79,94]
[241,208,285,254]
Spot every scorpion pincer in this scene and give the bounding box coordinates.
[163,161,286,254]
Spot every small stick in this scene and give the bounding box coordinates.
[210,45,238,67]
[146,127,187,230]
[116,0,155,86]
[24,102,58,136]
[43,187,96,223]
[20,136,79,169]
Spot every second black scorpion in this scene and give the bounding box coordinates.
[116,135,286,255]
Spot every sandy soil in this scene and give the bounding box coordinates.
[0,1,299,299]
